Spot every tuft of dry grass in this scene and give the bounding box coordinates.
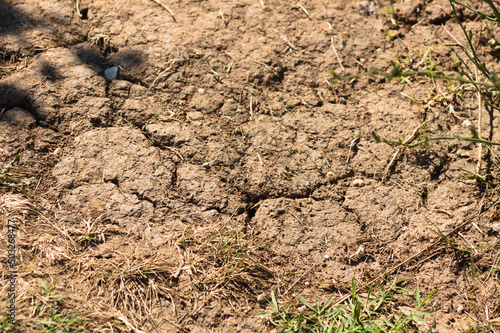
[87,250,175,318]
[0,193,33,217]
[1,198,275,332]
[174,220,274,297]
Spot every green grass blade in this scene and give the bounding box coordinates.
[297,296,317,313]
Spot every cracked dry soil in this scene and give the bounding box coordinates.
[2,0,500,332]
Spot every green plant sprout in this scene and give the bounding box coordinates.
[371,127,500,148]
[258,275,437,333]
[331,62,497,88]
[0,154,36,187]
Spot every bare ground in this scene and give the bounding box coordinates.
[1,0,500,332]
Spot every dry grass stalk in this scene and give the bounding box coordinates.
[148,0,176,21]
[1,196,274,332]
[0,193,33,217]
[173,221,274,298]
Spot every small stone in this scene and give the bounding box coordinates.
[460,140,472,148]
[198,88,206,95]
[352,179,366,187]
[461,119,473,130]
[257,292,271,304]
[202,162,210,169]
[326,171,335,182]
[186,111,204,122]
[104,66,119,81]
[202,209,218,218]
[457,304,464,313]
[298,305,307,313]
[53,148,62,156]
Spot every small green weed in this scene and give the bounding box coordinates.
[0,316,12,331]
[258,275,437,333]
[34,279,67,318]
[34,310,89,333]
[0,155,36,187]
[31,279,90,332]
[332,0,500,158]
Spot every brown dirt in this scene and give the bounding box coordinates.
[1,0,500,332]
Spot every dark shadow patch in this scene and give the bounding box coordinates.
[39,61,59,81]
[72,43,107,71]
[0,0,29,33]
[110,48,147,81]
[0,0,88,57]
[0,83,28,108]
[79,8,89,20]
[414,151,448,181]
[0,83,40,123]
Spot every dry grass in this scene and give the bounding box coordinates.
[174,220,274,297]
[0,193,33,217]
[0,191,275,332]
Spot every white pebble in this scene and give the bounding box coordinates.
[461,119,473,130]
[257,292,271,304]
[104,66,119,81]
[198,88,206,94]
[352,179,366,187]
[53,148,62,156]
[326,171,335,182]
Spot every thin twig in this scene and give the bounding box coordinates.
[457,232,478,255]
[117,313,148,333]
[331,36,345,74]
[476,68,483,174]
[149,0,176,21]
[75,0,82,18]
[346,137,359,164]
[257,152,263,166]
[164,146,184,160]
[383,123,423,180]
[249,96,253,118]
[297,3,312,20]
[384,147,402,181]
[149,60,176,90]
[274,29,298,50]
